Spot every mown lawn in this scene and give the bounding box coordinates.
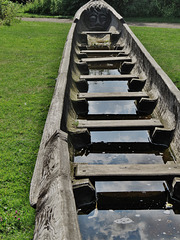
[0,21,71,239]
[0,21,179,240]
[131,26,180,89]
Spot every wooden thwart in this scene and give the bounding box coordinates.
[78,92,148,100]
[80,74,137,80]
[81,31,119,35]
[81,56,131,63]
[75,164,180,181]
[81,50,126,54]
[77,119,163,131]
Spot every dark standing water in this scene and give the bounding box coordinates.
[76,69,180,240]
[78,209,180,240]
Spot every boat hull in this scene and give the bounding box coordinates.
[30,1,180,239]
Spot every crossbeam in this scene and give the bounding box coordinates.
[75,164,180,181]
[81,31,119,35]
[81,56,131,63]
[77,119,163,131]
[80,74,137,81]
[81,50,126,54]
[78,92,148,100]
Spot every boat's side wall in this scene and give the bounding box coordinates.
[30,22,82,240]
[121,23,180,160]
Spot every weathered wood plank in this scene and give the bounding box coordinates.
[81,31,119,35]
[78,92,148,100]
[81,50,126,54]
[80,74,137,80]
[75,163,180,181]
[81,56,131,63]
[77,119,163,131]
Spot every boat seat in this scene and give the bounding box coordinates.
[80,50,128,57]
[77,119,163,131]
[80,74,137,81]
[77,92,149,101]
[80,56,131,63]
[81,31,120,35]
[75,163,180,181]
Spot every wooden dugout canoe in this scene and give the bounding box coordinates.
[30,0,180,239]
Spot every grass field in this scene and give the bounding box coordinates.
[0,21,179,239]
[131,26,180,89]
[0,21,71,239]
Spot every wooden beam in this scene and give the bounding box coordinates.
[81,50,126,54]
[81,31,119,35]
[75,163,180,181]
[78,92,148,100]
[80,74,137,81]
[81,56,131,63]
[77,119,163,131]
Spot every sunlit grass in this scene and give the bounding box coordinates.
[0,21,71,239]
[131,26,180,89]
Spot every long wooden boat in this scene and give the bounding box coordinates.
[30,0,180,239]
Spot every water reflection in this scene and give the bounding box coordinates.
[91,131,149,142]
[77,68,180,239]
[89,69,121,75]
[75,153,164,165]
[89,100,136,114]
[78,209,180,240]
[96,181,165,192]
[88,81,128,93]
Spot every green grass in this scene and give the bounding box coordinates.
[131,27,180,89]
[125,17,180,24]
[0,21,71,239]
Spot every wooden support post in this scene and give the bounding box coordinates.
[111,32,121,44]
[76,61,89,75]
[150,127,175,147]
[121,60,136,74]
[75,79,88,93]
[71,99,88,116]
[69,128,91,150]
[171,177,180,200]
[135,97,158,115]
[73,178,96,214]
[128,78,146,91]
[79,33,88,44]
